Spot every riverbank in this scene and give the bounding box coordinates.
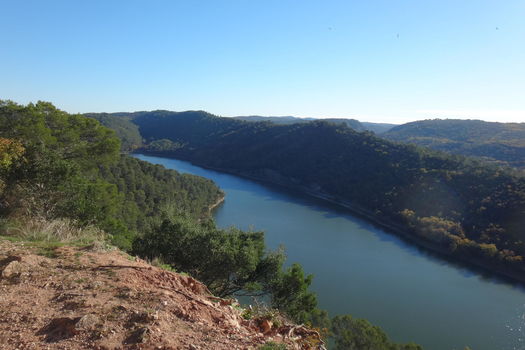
[136,151,525,286]
[208,194,225,213]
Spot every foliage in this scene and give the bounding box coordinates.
[384,119,525,168]
[86,112,143,151]
[233,115,396,133]
[99,155,223,234]
[0,138,24,171]
[269,263,318,324]
[0,100,121,226]
[0,137,25,195]
[118,110,525,276]
[1,101,424,348]
[132,216,284,298]
[0,101,222,250]
[132,215,322,324]
[148,138,184,152]
[331,315,423,350]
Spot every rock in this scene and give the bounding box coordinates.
[219,299,233,306]
[129,310,155,324]
[124,327,149,344]
[180,276,208,295]
[2,260,23,279]
[260,320,273,334]
[37,317,79,341]
[76,314,99,330]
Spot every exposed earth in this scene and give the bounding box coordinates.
[0,240,324,350]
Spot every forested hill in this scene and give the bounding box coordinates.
[85,112,143,151]
[99,110,525,281]
[232,115,396,133]
[233,115,314,124]
[0,102,223,249]
[233,115,365,131]
[383,119,525,168]
[361,121,398,134]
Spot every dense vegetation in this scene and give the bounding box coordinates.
[1,101,423,349]
[132,216,422,349]
[233,115,396,133]
[360,121,397,134]
[233,115,364,131]
[233,115,314,125]
[99,155,223,246]
[0,101,222,249]
[384,119,525,168]
[103,110,525,281]
[132,216,319,321]
[86,112,143,151]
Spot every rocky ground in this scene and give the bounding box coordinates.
[0,240,324,350]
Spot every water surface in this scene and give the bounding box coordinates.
[135,154,525,350]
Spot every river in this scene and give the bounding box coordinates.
[134,154,525,350]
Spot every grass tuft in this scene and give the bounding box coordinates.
[0,217,106,246]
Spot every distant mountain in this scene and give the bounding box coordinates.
[232,115,396,133]
[233,115,313,124]
[319,118,365,131]
[361,122,397,134]
[383,119,525,168]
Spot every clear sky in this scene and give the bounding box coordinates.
[1,0,524,124]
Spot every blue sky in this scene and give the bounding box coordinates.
[1,0,524,123]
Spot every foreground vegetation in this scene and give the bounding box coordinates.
[0,101,223,249]
[0,100,423,349]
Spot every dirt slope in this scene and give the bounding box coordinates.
[0,240,324,350]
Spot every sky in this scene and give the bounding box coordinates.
[1,0,524,124]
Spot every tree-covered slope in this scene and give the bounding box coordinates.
[100,155,223,234]
[361,121,397,134]
[383,119,525,168]
[1,102,425,348]
[126,111,525,279]
[233,115,366,131]
[233,115,313,124]
[0,101,222,249]
[85,112,143,151]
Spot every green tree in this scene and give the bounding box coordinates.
[132,216,323,324]
[331,315,423,350]
[0,101,222,250]
[270,263,318,324]
[132,216,283,298]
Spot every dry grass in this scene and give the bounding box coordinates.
[0,216,107,246]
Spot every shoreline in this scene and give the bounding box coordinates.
[135,151,525,286]
[208,194,225,213]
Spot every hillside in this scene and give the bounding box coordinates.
[104,110,525,283]
[360,122,397,134]
[0,101,223,250]
[233,116,314,125]
[86,113,143,152]
[2,101,424,350]
[0,239,323,350]
[231,115,395,133]
[233,116,365,131]
[383,119,525,168]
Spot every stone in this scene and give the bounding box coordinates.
[124,327,149,344]
[37,317,79,342]
[260,320,273,334]
[1,261,23,279]
[76,314,99,330]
